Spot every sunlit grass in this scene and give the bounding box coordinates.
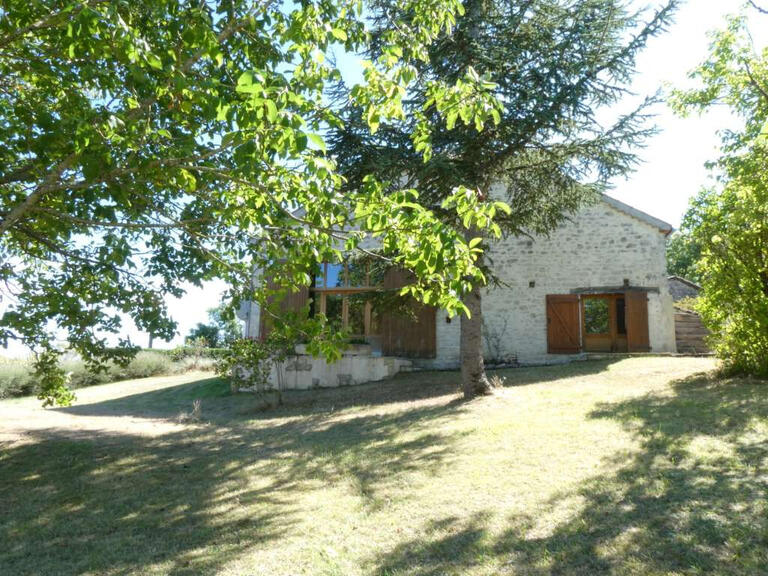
[1,357,766,575]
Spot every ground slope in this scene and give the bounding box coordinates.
[1,357,766,575]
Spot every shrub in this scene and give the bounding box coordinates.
[685,186,768,378]
[216,337,295,404]
[164,345,228,362]
[0,350,215,399]
[0,360,36,399]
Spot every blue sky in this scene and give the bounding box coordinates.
[3,0,763,356]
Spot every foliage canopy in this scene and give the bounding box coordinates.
[330,0,677,395]
[671,5,768,376]
[0,0,506,404]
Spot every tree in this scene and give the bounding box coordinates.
[0,0,507,405]
[330,0,677,398]
[671,5,768,376]
[666,218,703,284]
[186,324,220,348]
[186,304,242,347]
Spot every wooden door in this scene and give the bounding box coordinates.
[546,295,581,354]
[626,291,650,352]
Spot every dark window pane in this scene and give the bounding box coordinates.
[324,294,344,329]
[616,298,627,335]
[348,295,365,336]
[347,259,368,287]
[369,306,381,335]
[584,298,610,335]
[326,263,344,288]
[368,261,386,287]
[314,262,325,288]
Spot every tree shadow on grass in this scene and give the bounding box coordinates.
[374,371,768,575]
[492,358,621,388]
[1,397,468,575]
[55,359,620,422]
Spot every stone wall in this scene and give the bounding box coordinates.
[668,276,701,302]
[242,196,678,371]
[271,352,411,390]
[422,198,677,368]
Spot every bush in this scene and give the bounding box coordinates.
[162,346,228,362]
[0,359,36,399]
[0,350,215,400]
[216,337,295,403]
[684,187,768,378]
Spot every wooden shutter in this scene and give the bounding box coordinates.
[546,295,581,354]
[379,268,437,358]
[626,291,650,352]
[259,274,309,340]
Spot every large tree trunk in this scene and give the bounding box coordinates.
[460,281,492,399]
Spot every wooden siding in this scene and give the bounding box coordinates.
[379,268,437,358]
[674,310,710,354]
[258,275,309,339]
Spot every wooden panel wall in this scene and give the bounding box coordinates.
[379,268,437,358]
[674,310,710,354]
[258,276,309,339]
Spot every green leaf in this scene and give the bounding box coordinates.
[236,71,263,94]
[295,132,308,152]
[307,133,326,152]
[147,53,163,70]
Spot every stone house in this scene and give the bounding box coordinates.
[239,194,678,388]
[668,275,702,301]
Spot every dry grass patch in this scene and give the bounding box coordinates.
[1,357,766,575]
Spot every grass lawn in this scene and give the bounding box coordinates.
[1,357,767,575]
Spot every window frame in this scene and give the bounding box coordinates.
[311,261,382,338]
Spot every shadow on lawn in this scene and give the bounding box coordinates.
[54,358,620,422]
[0,396,467,575]
[375,371,768,575]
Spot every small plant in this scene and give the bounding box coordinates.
[34,350,75,407]
[488,374,506,389]
[482,318,517,366]
[178,399,203,423]
[216,335,295,404]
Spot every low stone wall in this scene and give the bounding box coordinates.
[268,347,411,390]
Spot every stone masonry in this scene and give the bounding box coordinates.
[424,197,677,368]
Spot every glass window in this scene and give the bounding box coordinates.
[314,263,325,289]
[369,306,381,335]
[347,294,366,335]
[584,298,610,335]
[308,260,386,338]
[324,294,344,329]
[368,261,387,287]
[326,263,344,288]
[347,259,368,287]
[616,297,626,335]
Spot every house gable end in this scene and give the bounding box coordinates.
[600,195,673,236]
